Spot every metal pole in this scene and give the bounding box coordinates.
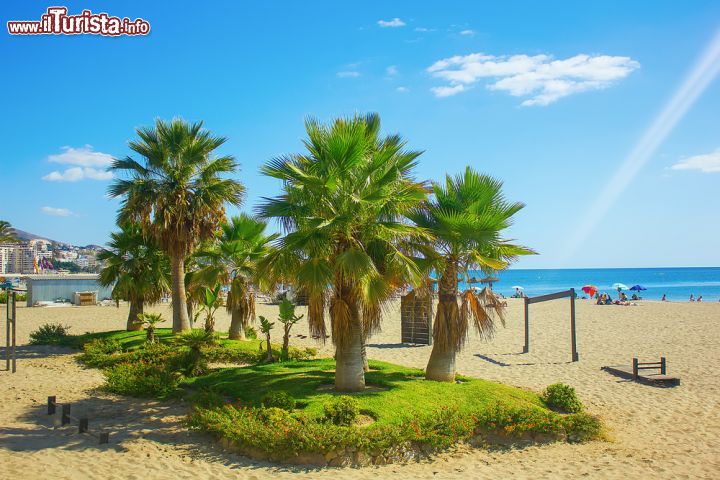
[5,292,9,371]
[570,288,578,362]
[523,297,529,353]
[11,292,16,373]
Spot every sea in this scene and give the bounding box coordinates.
[461,267,720,302]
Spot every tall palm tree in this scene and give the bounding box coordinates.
[108,118,245,332]
[194,214,277,340]
[409,166,534,382]
[98,223,170,330]
[0,220,18,243]
[258,113,429,392]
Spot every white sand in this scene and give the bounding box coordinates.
[1,299,719,479]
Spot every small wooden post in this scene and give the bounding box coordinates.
[61,404,71,425]
[570,288,578,362]
[48,396,56,415]
[99,432,110,444]
[4,293,8,371]
[79,418,89,433]
[523,297,529,353]
[660,357,667,375]
[632,358,639,380]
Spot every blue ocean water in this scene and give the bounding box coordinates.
[462,267,720,302]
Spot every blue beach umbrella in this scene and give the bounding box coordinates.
[629,285,647,291]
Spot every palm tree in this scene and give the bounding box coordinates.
[98,223,170,331]
[409,166,534,382]
[278,298,303,361]
[138,312,164,343]
[258,315,275,363]
[174,329,216,376]
[194,214,277,340]
[258,113,429,392]
[198,284,223,333]
[108,118,245,333]
[0,220,18,243]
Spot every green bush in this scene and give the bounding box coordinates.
[323,395,360,426]
[0,292,26,303]
[29,323,71,345]
[187,388,227,409]
[79,338,123,367]
[103,361,179,398]
[261,391,296,411]
[287,346,317,360]
[244,326,258,339]
[563,412,602,442]
[542,383,583,413]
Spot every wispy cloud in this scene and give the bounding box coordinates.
[43,167,113,182]
[431,85,466,97]
[41,206,75,217]
[671,149,720,173]
[396,86,410,93]
[459,29,475,36]
[43,145,114,182]
[428,53,639,105]
[386,65,399,76]
[336,70,360,78]
[378,18,405,28]
[414,27,434,32]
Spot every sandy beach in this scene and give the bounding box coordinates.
[1,298,719,479]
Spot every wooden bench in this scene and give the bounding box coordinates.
[601,357,680,387]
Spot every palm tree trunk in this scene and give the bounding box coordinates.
[335,299,366,392]
[425,262,460,382]
[229,308,246,340]
[171,255,191,333]
[127,300,144,331]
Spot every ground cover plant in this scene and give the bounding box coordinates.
[44,328,601,462]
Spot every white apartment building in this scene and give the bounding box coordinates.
[0,243,35,274]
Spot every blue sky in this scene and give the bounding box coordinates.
[1,1,719,268]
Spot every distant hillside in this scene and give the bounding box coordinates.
[11,228,67,245]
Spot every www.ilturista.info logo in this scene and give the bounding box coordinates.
[7,7,150,36]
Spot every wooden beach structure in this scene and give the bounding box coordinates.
[523,288,579,362]
[400,290,433,345]
[602,357,681,387]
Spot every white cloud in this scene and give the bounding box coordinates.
[42,145,114,181]
[48,145,113,167]
[336,70,360,78]
[671,150,720,173]
[43,167,113,182]
[386,65,398,76]
[396,86,409,93]
[378,18,405,28]
[428,53,640,105]
[41,206,75,217]
[414,27,434,32]
[430,84,467,97]
[459,29,475,36]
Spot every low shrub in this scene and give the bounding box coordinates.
[244,326,257,339]
[323,395,360,426]
[29,323,71,345]
[563,412,603,442]
[187,388,227,409]
[79,338,123,367]
[103,361,179,398]
[288,346,318,361]
[0,292,26,303]
[542,383,583,413]
[261,391,296,411]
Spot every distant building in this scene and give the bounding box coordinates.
[24,274,114,306]
[0,243,35,274]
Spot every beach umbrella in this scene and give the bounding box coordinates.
[511,285,523,290]
[629,285,647,291]
[612,283,629,291]
[581,285,598,297]
[480,276,499,284]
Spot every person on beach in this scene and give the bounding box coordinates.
[661,294,667,301]
[697,296,703,302]
[690,294,695,302]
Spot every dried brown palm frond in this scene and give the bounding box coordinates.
[461,287,505,341]
[307,289,327,340]
[432,296,466,352]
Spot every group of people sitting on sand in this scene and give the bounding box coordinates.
[660,294,705,302]
[596,292,638,306]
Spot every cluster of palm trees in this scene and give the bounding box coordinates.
[103,114,532,392]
